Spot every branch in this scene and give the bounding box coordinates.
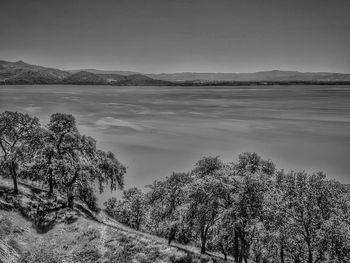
[0,139,8,158]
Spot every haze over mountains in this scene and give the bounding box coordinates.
[1,60,350,85]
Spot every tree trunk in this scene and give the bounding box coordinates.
[12,172,18,194]
[221,244,228,261]
[280,243,285,263]
[49,180,53,195]
[308,248,313,263]
[241,234,248,263]
[48,169,54,195]
[67,192,74,208]
[255,254,261,263]
[234,229,240,263]
[306,236,313,263]
[200,231,206,254]
[168,226,176,245]
[11,162,18,194]
[201,242,206,254]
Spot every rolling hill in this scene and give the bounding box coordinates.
[0,60,171,85]
[0,60,70,84]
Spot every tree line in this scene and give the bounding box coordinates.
[105,154,350,263]
[0,111,126,211]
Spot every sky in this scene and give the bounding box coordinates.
[0,0,350,73]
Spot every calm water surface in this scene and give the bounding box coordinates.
[1,85,350,201]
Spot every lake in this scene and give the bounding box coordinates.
[1,85,350,201]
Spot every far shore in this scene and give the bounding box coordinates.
[2,80,350,86]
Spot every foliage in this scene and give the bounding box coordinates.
[0,111,42,194]
[0,111,126,213]
[146,172,191,237]
[104,187,146,230]
[34,113,126,208]
[105,153,350,262]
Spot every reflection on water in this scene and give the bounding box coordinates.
[1,85,350,201]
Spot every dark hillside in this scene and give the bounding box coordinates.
[0,60,69,82]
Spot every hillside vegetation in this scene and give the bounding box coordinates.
[0,178,226,263]
[1,111,350,263]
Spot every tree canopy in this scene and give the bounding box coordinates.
[0,111,126,211]
[0,111,42,194]
[105,153,350,263]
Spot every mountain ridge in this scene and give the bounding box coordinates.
[1,60,350,84]
[0,60,171,85]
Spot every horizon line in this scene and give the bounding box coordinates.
[3,59,350,75]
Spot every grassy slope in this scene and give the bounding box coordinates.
[0,178,232,263]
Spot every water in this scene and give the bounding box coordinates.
[1,85,350,201]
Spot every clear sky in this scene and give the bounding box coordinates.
[1,0,349,73]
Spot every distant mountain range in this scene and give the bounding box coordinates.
[147,71,350,82]
[0,60,170,85]
[1,60,350,85]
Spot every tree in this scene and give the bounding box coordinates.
[229,175,269,263]
[104,197,118,217]
[38,113,126,208]
[234,152,275,177]
[0,111,42,194]
[263,170,291,263]
[186,177,223,254]
[146,172,191,239]
[192,156,224,177]
[124,187,146,230]
[105,187,146,230]
[272,171,348,263]
[210,209,236,261]
[185,156,228,254]
[225,153,275,263]
[324,182,350,262]
[37,113,78,195]
[95,150,126,194]
[325,217,350,262]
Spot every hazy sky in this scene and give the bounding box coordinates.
[1,0,349,73]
